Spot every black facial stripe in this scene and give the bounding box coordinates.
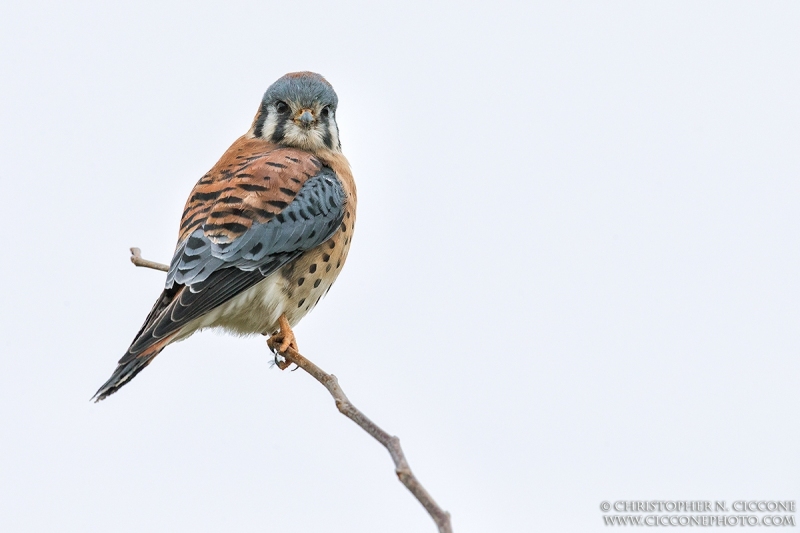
[271,117,286,143]
[325,117,340,149]
[320,113,333,149]
[253,104,269,138]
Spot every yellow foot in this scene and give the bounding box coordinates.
[267,314,299,370]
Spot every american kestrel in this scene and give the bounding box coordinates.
[93,72,356,401]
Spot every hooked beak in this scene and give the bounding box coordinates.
[295,109,315,127]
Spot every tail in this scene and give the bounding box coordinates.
[92,286,182,402]
[91,339,173,402]
[93,264,264,402]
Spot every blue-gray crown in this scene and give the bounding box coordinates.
[262,72,338,110]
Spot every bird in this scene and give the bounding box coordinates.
[93,72,356,401]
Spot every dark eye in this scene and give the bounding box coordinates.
[321,106,330,118]
[275,101,289,114]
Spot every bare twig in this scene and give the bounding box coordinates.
[130,247,169,271]
[128,247,453,533]
[274,345,453,533]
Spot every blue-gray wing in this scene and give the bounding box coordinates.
[167,167,345,290]
[117,164,345,364]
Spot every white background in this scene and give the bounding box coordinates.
[1,1,798,531]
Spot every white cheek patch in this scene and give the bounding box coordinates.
[328,120,340,149]
[259,112,279,140]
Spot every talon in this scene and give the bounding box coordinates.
[267,314,299,370]
[273,352,288,369]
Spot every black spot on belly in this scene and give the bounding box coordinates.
[313,279,321,288]
[328,241,335,249]
[309,264,317,273]
[326,264,331,272]
[297,298,305,308]
[297,277,305,286]
[322,253,330,262]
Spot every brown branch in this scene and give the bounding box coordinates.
[275,346,453,533]
[128,247,453,533]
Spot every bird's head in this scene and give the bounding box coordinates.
[251,72,341,152]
